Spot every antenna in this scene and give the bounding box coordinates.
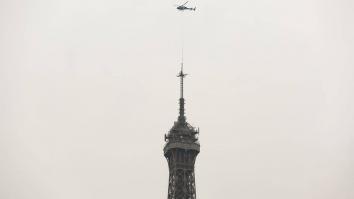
[181,45,184,67]
[177,58,187,123]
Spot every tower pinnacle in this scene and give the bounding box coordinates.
[164,63,200,199]
[177,64,187,123]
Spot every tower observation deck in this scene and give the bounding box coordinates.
[164,65,200,199]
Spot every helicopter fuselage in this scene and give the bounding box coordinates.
[177,6,196,11]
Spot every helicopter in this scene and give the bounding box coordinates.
[175,1,196,11]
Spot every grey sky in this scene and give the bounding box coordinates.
[0,0,353,199]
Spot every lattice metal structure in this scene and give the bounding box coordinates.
[164,66,200,199]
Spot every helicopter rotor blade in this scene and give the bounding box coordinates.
[182,1,189,6]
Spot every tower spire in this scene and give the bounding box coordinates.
[177,62,187,123]
[164,61,200,199]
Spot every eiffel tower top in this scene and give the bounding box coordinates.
[163,63,200,154]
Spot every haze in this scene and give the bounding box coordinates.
[0,0,353,199]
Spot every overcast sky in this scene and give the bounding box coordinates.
[1,0,354,199]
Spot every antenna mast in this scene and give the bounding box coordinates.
[177,61,187,123]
